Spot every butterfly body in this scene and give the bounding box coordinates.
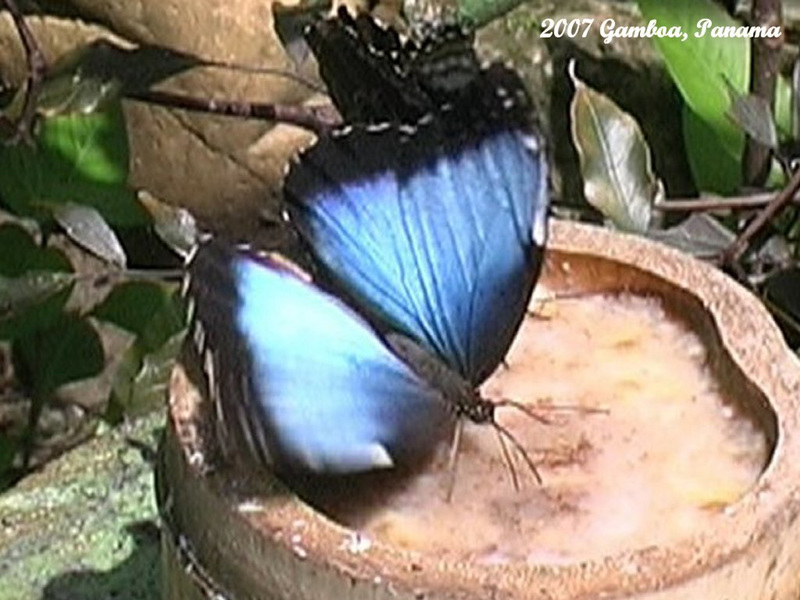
[385,332,481,416]
[385,328,508,462]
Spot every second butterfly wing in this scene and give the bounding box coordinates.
[286,114,549,385]
[185,241,450,473]
[304,7,481,124]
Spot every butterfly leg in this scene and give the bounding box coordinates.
[492,421,543,485]
[445,419,465,502]
[493,426,520,491]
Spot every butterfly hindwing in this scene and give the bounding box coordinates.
[186,241,449,473]
[286,119,548,384]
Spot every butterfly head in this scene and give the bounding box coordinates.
[456,397,496,425]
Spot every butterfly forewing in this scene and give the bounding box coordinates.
[286,121,548,385]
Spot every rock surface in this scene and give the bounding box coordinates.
[0,411,163,600]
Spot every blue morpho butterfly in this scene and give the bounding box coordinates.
[185,13,549,487]
[280,47,550,485]
[185,104,548,480]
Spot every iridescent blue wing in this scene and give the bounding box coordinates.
[185,241,449,473]
[286,86,548,384]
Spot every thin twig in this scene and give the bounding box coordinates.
[655,193,800,212]
[3,0,47,144]
[125,89,341,135]
[722,167,800,266]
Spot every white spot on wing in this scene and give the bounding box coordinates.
[203,347,215,392]
[368,443,394,468]
[521,133,541,153]
[184,296,195,325]
[366,122,392,133]
[180,273,192,298]
[183,244,200,268]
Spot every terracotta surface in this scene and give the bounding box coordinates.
[160,221,800,600]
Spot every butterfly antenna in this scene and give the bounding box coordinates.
[492,420,543,485]
[497,398,609,421]
[494,398,554,425]
[445,419,464,502]
[493,425,520,491]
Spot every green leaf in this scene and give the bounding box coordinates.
[775,74,792,140]
[569,63,662,233]
[0,223,71,276]
[637,0,749,192]
[94,281,185,422]
[53,202,127,267]
[726,86,778,150]
[0,102,145,226]
[637,0,748,137]
[34,43,123,118]
[682,106,742,194]
[0,224,73,340]
[40,101,129,185]
[36,40,212,117]
[12,314,104,398]
[92,282,184,353]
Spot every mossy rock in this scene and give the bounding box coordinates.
[0,411,163,600]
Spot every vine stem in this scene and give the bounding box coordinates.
[742,0,783,185]
[722,167,800,267]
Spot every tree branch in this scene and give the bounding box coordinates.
[2,0,47,144]
[125,89,342,135]
[722,166,800,266]
[741,0,782,185]
[655,191,800,212]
